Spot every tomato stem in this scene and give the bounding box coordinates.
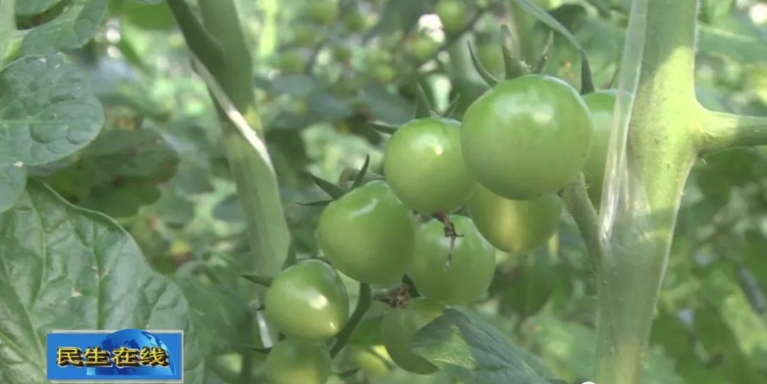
[433,210,463,270]
[330,283,372,358]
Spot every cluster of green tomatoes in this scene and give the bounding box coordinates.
[262,71,618,383]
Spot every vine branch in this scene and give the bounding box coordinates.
[698,109,767,154]
[560,174,603,275]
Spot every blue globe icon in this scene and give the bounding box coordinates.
[86,329,176,377]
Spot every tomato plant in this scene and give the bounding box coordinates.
[3,1,767,384]
[410,215,495,305]
[317,180,415,284]
[265,339,332,384]
[461,75,593,200]
[383,117,477,214]
[265,259,350,341]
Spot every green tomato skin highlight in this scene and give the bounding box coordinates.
[409,35,439,63]
[265,339,332,384]
[382,298,445,374]
[467,185,562,254]
[384,118,477,214]
[582,90,618,206]
[410,216,496,305]
[265,260,350,341]
[318,180,416,284]
[461,75,593,200]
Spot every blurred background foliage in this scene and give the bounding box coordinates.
[22,0,767,382]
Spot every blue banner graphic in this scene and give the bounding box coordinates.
[46,329,183,382]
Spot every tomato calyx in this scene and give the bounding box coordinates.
[433,210,464,270]
[299,155,374,206]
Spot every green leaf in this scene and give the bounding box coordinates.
[176,278,250,356]
[20,0,108,55]
[411,308,557,384]
[698,25,767,65]
[121,1,175,30]
[14,0,66,16]
[0,54,103,167]
[124,0,166,4]
[0,180,204,383]
[0,164,26,213]
[45,127,179,217]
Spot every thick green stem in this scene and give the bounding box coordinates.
[697,110,767,154]
[593,1,700,384]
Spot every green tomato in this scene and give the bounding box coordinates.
[383,117,477,214]
[332,44,352,62]
[373,64,397,84]
[265,259,350,341]
[461,75,593,199]
[467,185,562,254]
[344,9,367,32]
[436,0,467,35]
[318,180,416,284]
[265,338,331,384]
[409,34,439,63]
[278,50,305,73]
[382,298,445,374]
[582,90,618,206]
[410,215,495,305]
[308,0,339,24]
[294,26,318,47]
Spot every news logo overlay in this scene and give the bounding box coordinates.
[46,329,183,382]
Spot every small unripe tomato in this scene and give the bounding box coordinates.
[410,216,496,305]
[408,34,440,63]
[467,185,562,254]
[308,0,339,25]
[318,181,416,284]
[265,338,331,384]
[436,0,467,35]
[277,50,305,73]
[383,117,477,214]
[382,298,444,374]
[265,259,349,341]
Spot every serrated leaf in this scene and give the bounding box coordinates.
[0,180,204,383]
[45,127,179,217]
[0,163,26,213]
[0,54,103,167]
[176,278,249,356]
[15,0,66,16]
[411,308,557,384]
[20,0,108,55]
